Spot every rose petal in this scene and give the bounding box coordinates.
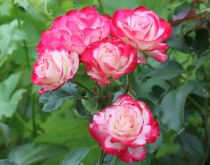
[119,146,147,163]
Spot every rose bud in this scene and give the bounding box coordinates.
[89,94,160,163]
[111,6,172,63]
[81,38,137,86]
[31,50,79,94]
[37,7,111,55]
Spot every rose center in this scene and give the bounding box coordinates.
[99,45,118,65]
[131,16,151,31]
[115,109,135,131]
[96,43,122,75]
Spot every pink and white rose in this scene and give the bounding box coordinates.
[31,50,79,94]
[89,94,160,163]
[111,6,172,63]
[37,7,111,55]
[81,38,137,85]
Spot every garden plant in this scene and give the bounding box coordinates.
[0,0,209,165]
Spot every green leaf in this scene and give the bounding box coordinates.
[35,101,95,150]
[73,65,95,90]
[75,100,92,121]
[134,77,169,101]
[113,88,126,102]
[0,20,25,65]
[189,81,209,98]
[8,143,67,165]
[39,82,77,112]
[0,122,12,146]
[194,50,210,69]
[0,73,26,119]
[0,73,21,101]
[156,141,180,158]
[0,0,13,16]
[167,25,191,53]
[159,80,208,131]
[160,82,195,132]
[139,60,185,81]
[62,148,91,165]
[178,132,204,156]
[0,160,17,165]
[81,98,98,114]
[14,0,52,13]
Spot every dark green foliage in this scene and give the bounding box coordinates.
[39,82,78,112]
[7,143,68,165]
[62,147,91,165]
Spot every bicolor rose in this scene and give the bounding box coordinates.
[37,7,111,55]
[111,6,172,63]
[89,94,160,163]
[31,50,79,94]
[81,38,137,85]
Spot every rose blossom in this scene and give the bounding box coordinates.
[89,94,159,163]
[31,50,79,94]
[81,38,137,85]
[111,6,172,63]
[37,7,111,55]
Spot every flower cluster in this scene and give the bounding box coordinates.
[31,6,172,163]
[32,7,111,93]
[32,6,172,93]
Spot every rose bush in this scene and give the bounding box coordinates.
[89,94,160,163]
[37,7,111,55]
[31,50,79,94]
[1,0,209,164]
[111,6,172,63]
[81,38,137,85]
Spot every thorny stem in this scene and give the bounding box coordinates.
[110,156,117,165]
[31,94,37,137]
[97,85,110,164]
[14,112,31,131]
[12,1,37,138]
[95,86,108,164]
[125,74,129,94]
[72,80,95,95]
[105,85,109,101]
[98,149,106,165]
[113,79,127,89]
[12,2,31,68]
[23,40,31,68]
[125,74,132,94]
